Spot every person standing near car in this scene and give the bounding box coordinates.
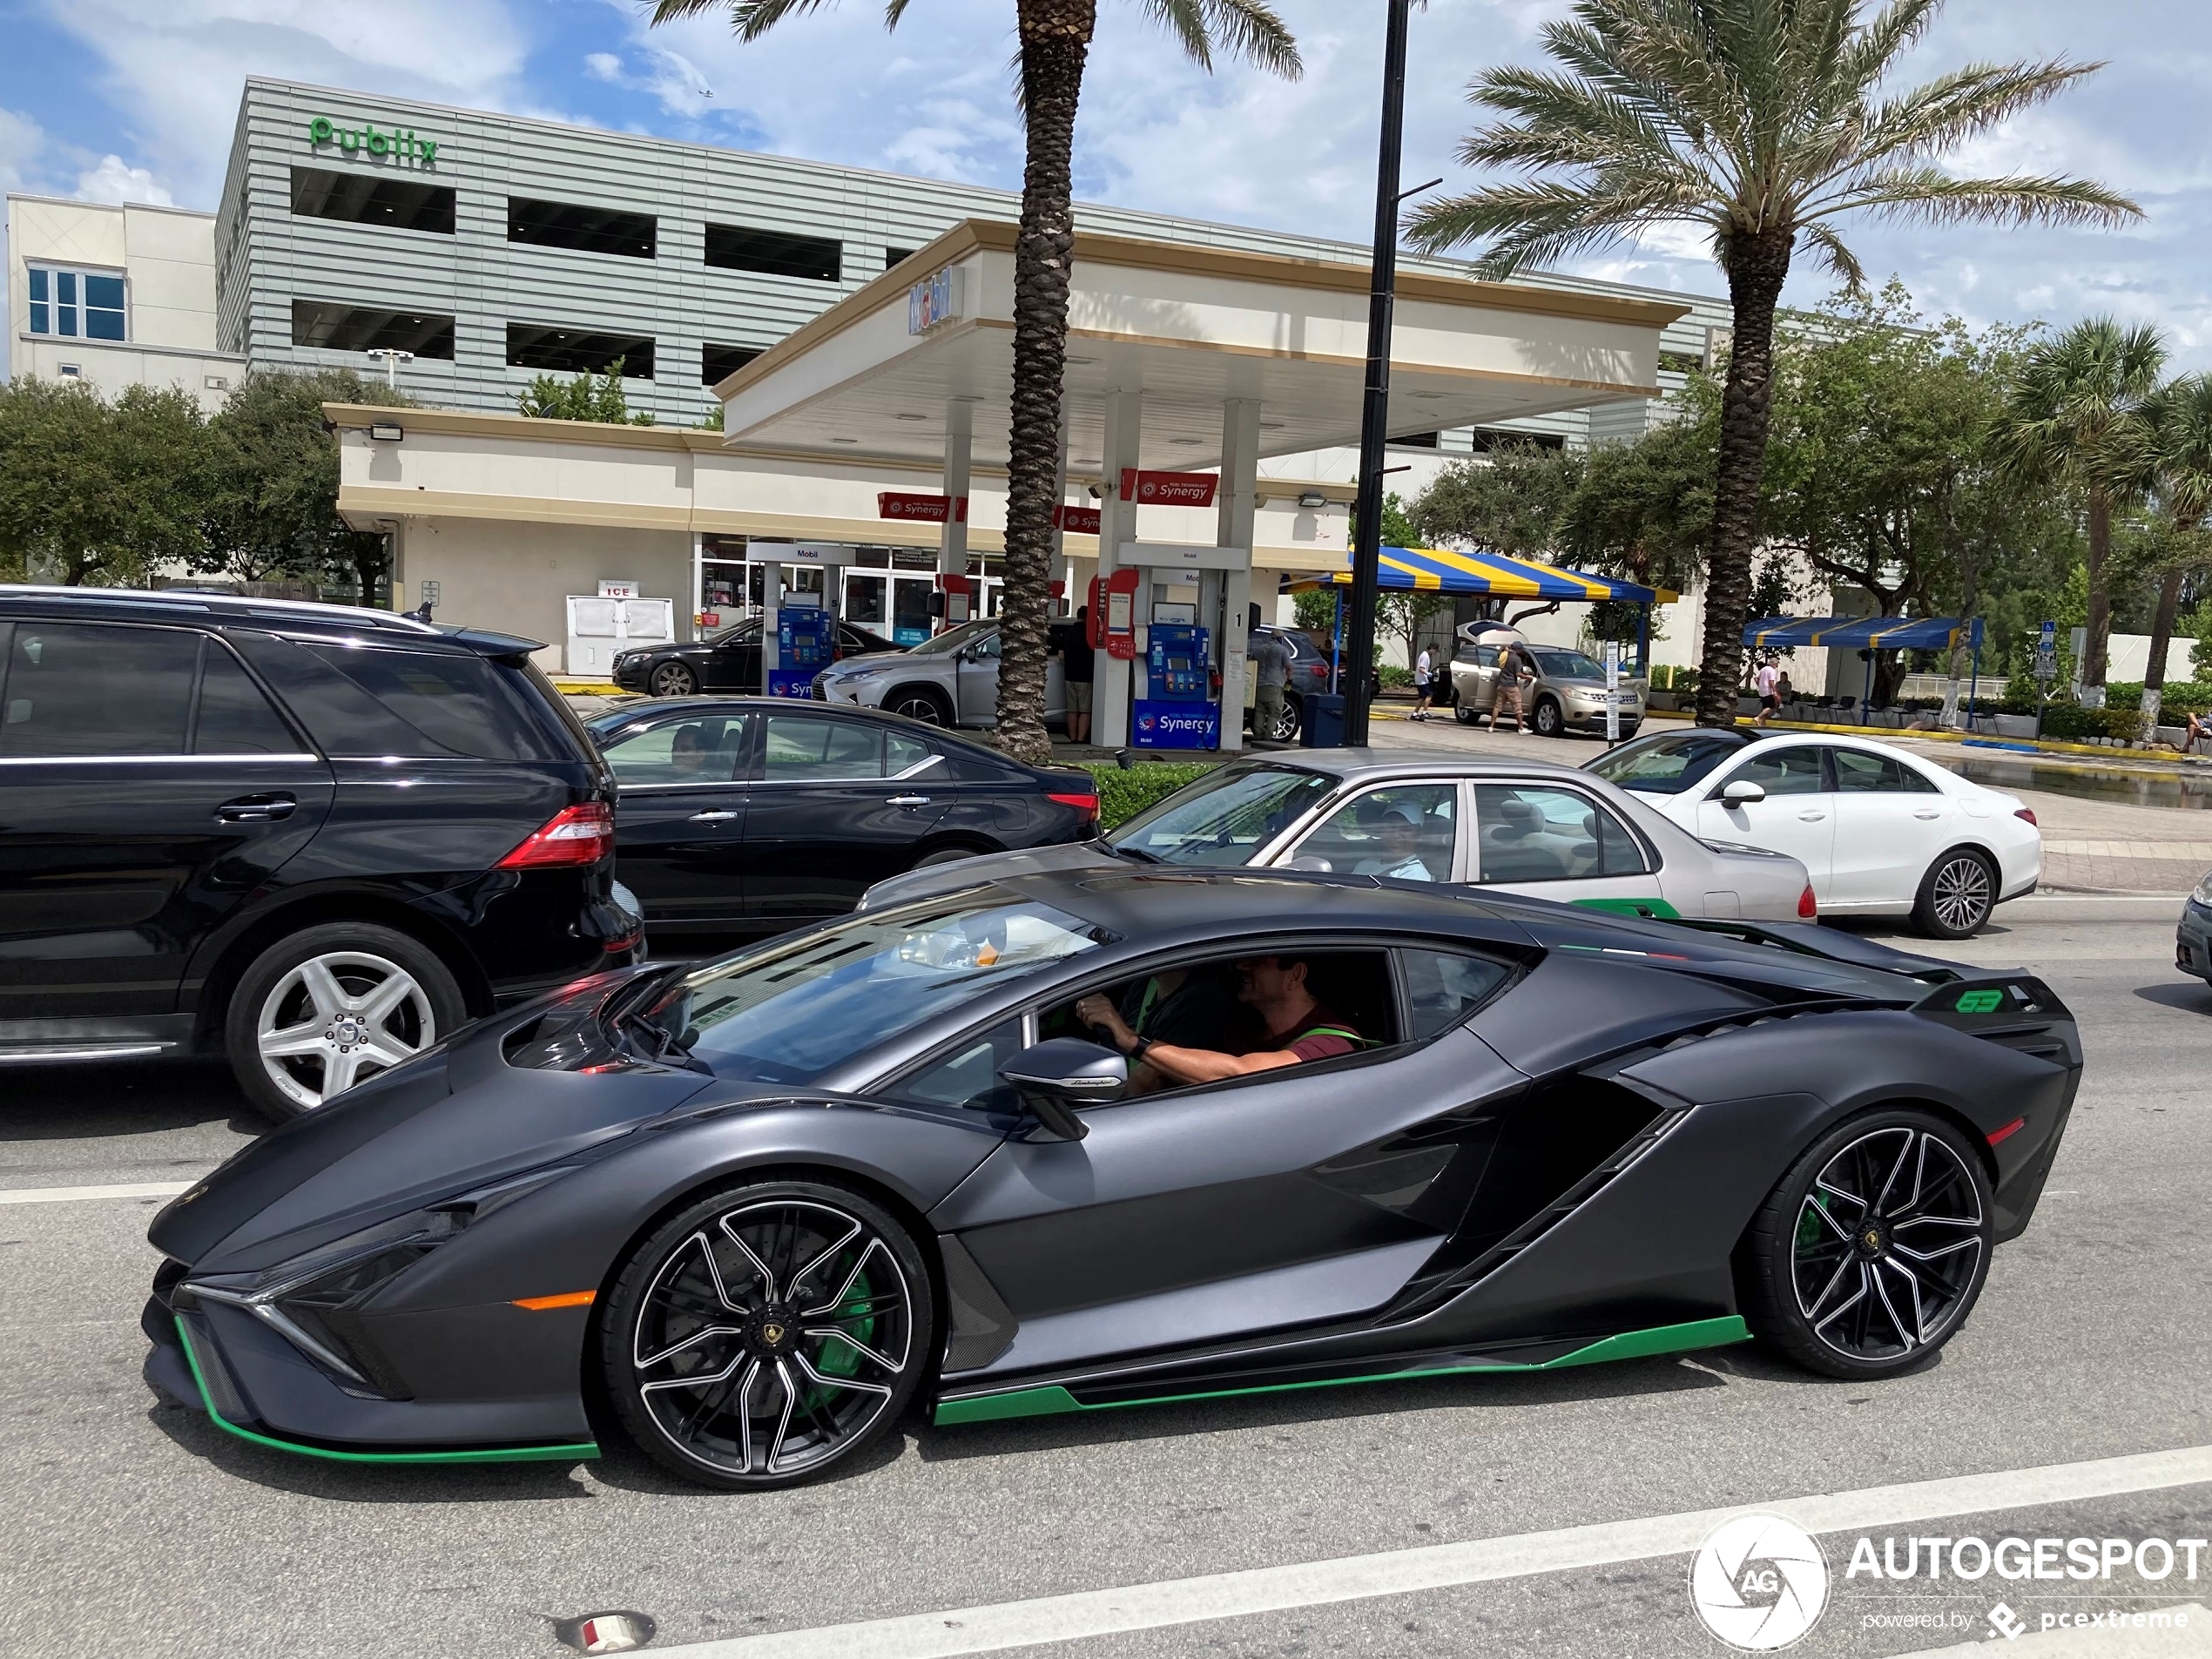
[1411,645,1435,722]
[1489,644,1528,734]
[1057,606,1095,745]
[1250,629,1294,742]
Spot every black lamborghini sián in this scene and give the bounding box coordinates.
[144,870,2080,1488]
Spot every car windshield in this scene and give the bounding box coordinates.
[649,894,1108,1083]
[1586,731,1748,794]
[1107,764,1335,866]
[1528,648,1607,681]
[904,617,995,658]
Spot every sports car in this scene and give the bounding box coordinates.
[144,870,2080,1490]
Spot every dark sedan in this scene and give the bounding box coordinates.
[586,698,1100,934]
[610,617,900,698]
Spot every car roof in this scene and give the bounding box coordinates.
[584,694,1042,759]
[0,584,543,656]
[950,865,1524,942]
[1218,746,1610,786]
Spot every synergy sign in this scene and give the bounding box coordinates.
[307,116,441,165]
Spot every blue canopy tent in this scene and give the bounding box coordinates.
[1742,615,1986,723]
[1291,547,1679,686]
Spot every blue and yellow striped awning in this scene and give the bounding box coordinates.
[1296,546,1677,605]
[1743,616,1983,651]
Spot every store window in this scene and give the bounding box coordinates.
[701,342,763,387]
[506,323,654,378]
[508,197,657,259]
[886,247,917,270]
[291,167,455,233]
[27,266,127,341]
[705,223,841,281]
[292,299,455,359]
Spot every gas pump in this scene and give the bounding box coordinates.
[1133,617,1219,748]
[772,603,833,698]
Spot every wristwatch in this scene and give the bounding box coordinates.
[1130,1035,1154,1062]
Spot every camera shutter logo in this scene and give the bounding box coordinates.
[1689,1514,1829,1650]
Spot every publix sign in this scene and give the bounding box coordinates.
[307,116,440,166]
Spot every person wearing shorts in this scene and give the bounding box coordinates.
[1754,659,1780,725]
[1059,607,1095,744]
[1411,647,1435,721]
[1490,646,1527,733]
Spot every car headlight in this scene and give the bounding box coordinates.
[2193,873,2212,908]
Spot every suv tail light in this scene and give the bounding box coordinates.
[1049,791,1100,822]
[1797,885,1818,920]
[497,802,616,869]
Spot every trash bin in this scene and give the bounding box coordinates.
[1301,693,1347,748]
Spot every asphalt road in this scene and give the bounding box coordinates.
[3,905,2208,1659]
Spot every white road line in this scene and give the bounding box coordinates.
[0,1181,191,1207]
[657,1445,2212,1659]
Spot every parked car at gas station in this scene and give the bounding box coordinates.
[611,616,899,698]
[813,617,1066,729]
[1447,627,1648,738]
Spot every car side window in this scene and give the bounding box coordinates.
[1474,784,1644,882]
[600,713,750,786]
[1729,746,1827,797]
[194,643,300,754]
[1832,748,1939,793]
[968,631,1002,662]
[762,712,885,780]
[887,1016,1027,1112]
[0,621,197,758]
[1399,948,1514,1040]
[1288,784,1455,880]
[886,731,936,777]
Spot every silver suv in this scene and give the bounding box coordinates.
[814,617,1065,728]
[1448,637,1646,738]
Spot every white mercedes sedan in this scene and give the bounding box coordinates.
[1586,728,2041,938]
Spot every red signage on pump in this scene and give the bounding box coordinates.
[1119,469,1217,508]
[878,492,968,523]
[1052,504,1102,535]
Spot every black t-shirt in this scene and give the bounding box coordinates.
[1053,622,1096,683]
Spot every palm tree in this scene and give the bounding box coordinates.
[1403,0,2137,729]
[1998,319,2168,705]
[653,0,1300,762]
[2135,373,2212,732]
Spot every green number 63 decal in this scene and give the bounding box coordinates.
[1954,989,2005,1015]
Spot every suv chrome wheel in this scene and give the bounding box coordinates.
[887,691,948,725]
[255,950,435,1110]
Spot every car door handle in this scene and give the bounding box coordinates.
[1797,810,1826,821]
[216,794,296,823]
[1913,808,1942,819]
[687,810,740,823]
[887,795,932,808]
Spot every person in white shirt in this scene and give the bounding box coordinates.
[1754,659,1781,725]
[1409,647,1436,722]
[1352,806,1436,881]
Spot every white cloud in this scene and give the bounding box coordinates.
[74,154,173,204]
[0,106,44,192]
[584,51,623,83]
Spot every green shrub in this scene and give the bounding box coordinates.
[1083,761,1219,829]
[2039,703,2150,742]
[2103,679,2212,715]
[1377,664,1414,691]
[1650,664,1700,693]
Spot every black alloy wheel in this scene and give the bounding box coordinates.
[1532,696,1565,738]
[603,1180,933,1489]
[651,661,698,698]
[886,688,950,726]
[1740,1109,1993,1379]
[1913,848,1997,939]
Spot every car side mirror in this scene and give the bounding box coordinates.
[1720,779,1767,806]
[998,1038,1124,1140]
[1286,854,1333,872]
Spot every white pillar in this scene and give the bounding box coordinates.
[1093,387,1143,747]
[939,398,974,631]
[760,563,784,695]
[689,530,704,642]
[1217,398,1260,753]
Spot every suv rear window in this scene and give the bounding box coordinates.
[230,633,583,761]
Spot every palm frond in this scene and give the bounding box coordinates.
[1138,0,1304,77]
[1849,58,2105,169]
[1462,65,1697,172]
[2149,374,2212,527]
[1406,179,1721,273]
[1806,169,2141,229]
[1795,219,1865,287]
[648,0,844,39]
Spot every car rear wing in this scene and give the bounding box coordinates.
[1662,918,1963,984]
[1911,973,2072,1030]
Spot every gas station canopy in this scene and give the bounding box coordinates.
[715,219,1687,471]
[1744,616,1983,651]
[1298,545,1679,605]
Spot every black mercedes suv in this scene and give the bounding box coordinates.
[0,587,640,1120]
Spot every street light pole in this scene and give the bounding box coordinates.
[1343,0,1413,747]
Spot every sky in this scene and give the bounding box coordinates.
[2,0,2210,364]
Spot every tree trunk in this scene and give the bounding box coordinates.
[992,0,1096,765]
[2141,563,2187,733]
[1694,229,1793,728]
[2081,488,2111,701]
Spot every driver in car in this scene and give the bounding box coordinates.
[668,725,710,778]
[1075,955,1363,1086]
[1352,806,1435,881]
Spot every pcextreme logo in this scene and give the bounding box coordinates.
[307,116,440,165]
[1690,1514,1830,1650]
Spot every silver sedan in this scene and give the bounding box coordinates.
[863,749,1817,922]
